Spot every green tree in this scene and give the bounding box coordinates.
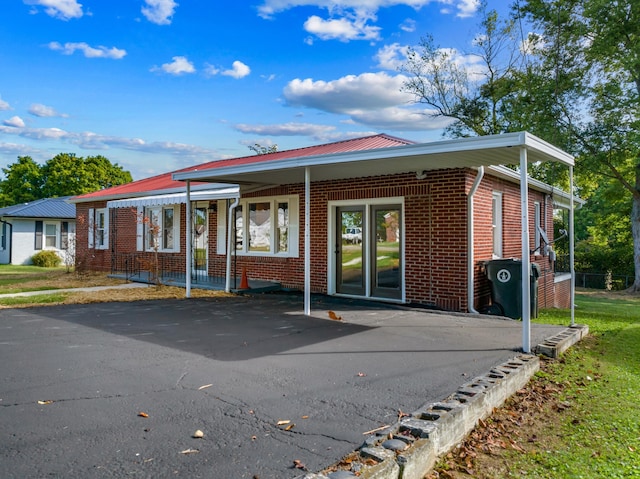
[248,143,278,155]
[402,1,640,292]
[0,153,132,206]
[0,156,43,206]
[521,0,640,291]
[41,153,132,197]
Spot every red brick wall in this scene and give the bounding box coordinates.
[77,168,564,312]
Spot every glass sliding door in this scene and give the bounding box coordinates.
[334,203,402,300]
[336,206,365,295]
[371,206,402,299]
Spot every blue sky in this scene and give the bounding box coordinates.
[1,0,510,180]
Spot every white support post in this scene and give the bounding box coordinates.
[569,165,576,326]
[520,148,531,353]
[185,181,192,298]
[304,167,311,316]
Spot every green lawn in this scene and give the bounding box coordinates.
[505,293,640,478]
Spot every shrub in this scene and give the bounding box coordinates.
[32,250,62,268]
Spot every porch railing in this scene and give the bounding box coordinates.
[112,253,224,286]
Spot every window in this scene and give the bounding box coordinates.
[96,209,108,249]
[219,196,298,257]
[45,222,58,248]
[144,205,180,252]
[492,192,503,258]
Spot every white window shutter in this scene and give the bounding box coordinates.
[216,200,227,255]
[88,208,94,248]
[136,206,143,251]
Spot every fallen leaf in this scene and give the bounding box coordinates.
[138,412,149,418]
[180,448,199,455]
[328,310,342,321]
[192,430,204,438]
[301,415,309,419]
[37,400,53,405]
[357,372,367,377]
[277,420,291,426]
[198,384,213,390]
[251,435,257,441]
[284,423,295,431]
[293,459,307,471]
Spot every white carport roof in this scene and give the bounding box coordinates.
[172,132,574,186]
[172,131,577,354]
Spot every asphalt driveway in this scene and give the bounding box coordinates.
[0,294,564,478]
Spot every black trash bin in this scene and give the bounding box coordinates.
[484,259,540,319]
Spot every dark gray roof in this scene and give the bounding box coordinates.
[0,197,75,219]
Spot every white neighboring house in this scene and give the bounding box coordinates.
[0,197,76,265]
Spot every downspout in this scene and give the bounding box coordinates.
[225,196,240,293]
[1,220,13,264]
[467,166,484,314]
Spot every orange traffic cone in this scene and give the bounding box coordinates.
[239,267,250,289]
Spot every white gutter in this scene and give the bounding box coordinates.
[467,166,485,314]
[225,197,240,293]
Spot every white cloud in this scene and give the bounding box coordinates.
[204,64,220,76]
[0,97,11,111]
[24,0,83,20]
[3,116,26,128]
[455,0,479,18]
[234,122,337,137]
[28,103,68,118]
[399,18,416,32]
[151,56,195,75]
[304,13,381,42]
[284,72,412,114]
[375,43,409,70]
[0,124,217,162]
[141,0,178,25]
[347,106,453,130]
[282,71,454,131]
[48,41,127,59]
[222,61,251,79]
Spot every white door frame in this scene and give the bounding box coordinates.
[327,197,405,302]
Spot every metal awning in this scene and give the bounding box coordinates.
[107,187,238,208]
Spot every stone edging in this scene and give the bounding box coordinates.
[296,325,587,479]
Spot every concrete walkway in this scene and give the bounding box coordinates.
[0,282,151,298]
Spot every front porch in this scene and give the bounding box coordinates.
[110,252,282,293]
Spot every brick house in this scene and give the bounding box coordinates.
[70,132,577,323]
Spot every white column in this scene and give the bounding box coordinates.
[569,165,576,325]
[304,167,311,316]
[185,181,192,298]
[520,148,531,353]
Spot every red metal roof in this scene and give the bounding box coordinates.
[72,134,414,202]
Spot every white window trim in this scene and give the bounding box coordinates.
[327,196,405,302]
[90,208,109,250]
[492,192,503,259]
[216,195,299,258]
[43,221,59,250]
[143,205,181,253]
